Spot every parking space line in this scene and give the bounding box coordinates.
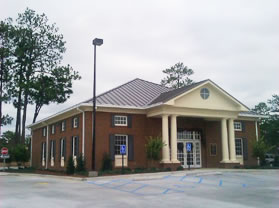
[180,175,187,181]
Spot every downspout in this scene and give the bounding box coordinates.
[30,130,33,167]
[77,107,85,159]
[255,120,260,166]
[43,122,49,170]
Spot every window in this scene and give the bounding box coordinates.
[51,125,55,134]
[235,138,243,156]
[42,142,46,160]
[210,143,217,156]
[43,127,46,137]
[114,135,127,155]
[234,121,242,131]
[61,121,66,132]
[60,138,65,158]
[114,115,128,126]
[200,88,210,100]
[72,136,79,157]
[73,117,78,128]
[50,140,55,158]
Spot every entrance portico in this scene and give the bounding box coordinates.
[158,114,240,168]
[147,80,250,168]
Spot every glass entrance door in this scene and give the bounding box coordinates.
[177,131,202,168]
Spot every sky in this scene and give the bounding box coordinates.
[1,0,279,133]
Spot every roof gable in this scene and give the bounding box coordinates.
[165,80,249,111]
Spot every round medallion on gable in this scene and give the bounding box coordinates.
[200,88,210,100]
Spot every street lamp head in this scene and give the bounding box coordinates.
[93,38,103,46]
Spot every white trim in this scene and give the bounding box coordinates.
[30,132,33,167]
[235,138,243,156]
[114,115,128,126]
[234,121,242,131]
[46,125,49,169]
[76,107,85,158]
[239,113,268,118]
[255,121,260,166]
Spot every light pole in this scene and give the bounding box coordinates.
[92,38,103,171]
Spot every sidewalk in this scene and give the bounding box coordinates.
[1,168,277,182]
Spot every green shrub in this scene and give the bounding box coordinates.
[12,144,30,166]
[145,136,165,161]
[134,167,146,173]
[165,167,172,171]
[101,153,112,171]
[76,155,86,172]
[176,166,184,171]
[66,156,75,174]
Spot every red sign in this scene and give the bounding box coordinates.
[1,147,8,155]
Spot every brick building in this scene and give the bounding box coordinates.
[28,79,264,171]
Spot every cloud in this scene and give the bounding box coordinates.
[1,0,278,132]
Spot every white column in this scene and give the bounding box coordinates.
[228,118,237,162]
[221,118,230,163]
[161,115,170,163]
[171,115,179,163]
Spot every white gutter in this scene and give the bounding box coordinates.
[77,107,85,159]
[30,131,32,167]
[238,113,268,119]
[255,120,260,166]
[44,123,49,169]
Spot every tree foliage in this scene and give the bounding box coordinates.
[66,156,75,174]
[252,95,279,150]
[1,8,81,142]
[161,62,194,89]
[252,137,274,166]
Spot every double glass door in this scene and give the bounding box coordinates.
[177,131,202,168]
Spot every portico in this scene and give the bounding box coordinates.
[147,80,250,167]
[158,114,239,167]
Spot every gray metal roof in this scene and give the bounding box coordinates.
[85,78,171,107]
[149,79,209,105]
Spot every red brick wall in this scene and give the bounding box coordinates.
[32,111,259,171]
[32,113,83,171]
[235,120,258,166]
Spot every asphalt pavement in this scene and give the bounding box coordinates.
[0,169,278,208]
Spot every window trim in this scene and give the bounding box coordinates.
[72,136,78,157]
[200,88,210,100]
[209,143,217,156]
[61,121,66,132]
[234,121,242,131]
[235,138,243,156]
[43,127,46,137]
[73,117,78,128]
[114,115,128,127]
[51,125,55,134]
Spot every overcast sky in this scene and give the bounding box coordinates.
[1,0,279,133]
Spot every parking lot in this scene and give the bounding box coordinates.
[0,169,278,208]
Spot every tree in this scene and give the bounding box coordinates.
[0,20,13,136]
[268,95,279,112]
[252,137,274,166]
[12,144,30,167]
[145,136,165,167]
[76,155,86,172]
[1,8,80,142]
[66,156,75,174]
[161,62,194,89]
[252,96,279,149]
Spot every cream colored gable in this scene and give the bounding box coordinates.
[168,83,248,112]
